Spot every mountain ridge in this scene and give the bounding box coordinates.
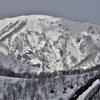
[0,15,100,74]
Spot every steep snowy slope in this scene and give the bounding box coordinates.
[0,15,100,73]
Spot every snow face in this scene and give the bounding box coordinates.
[0,15,100,73]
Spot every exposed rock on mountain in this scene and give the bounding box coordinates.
[0,15,100,74]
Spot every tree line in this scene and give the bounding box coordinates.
[0,64,100,78]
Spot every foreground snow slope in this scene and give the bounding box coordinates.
[0,74,86,100]
[0,15,100,73]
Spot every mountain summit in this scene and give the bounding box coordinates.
[0,15,100,74]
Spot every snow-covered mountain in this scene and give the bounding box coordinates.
[0,15,100,74]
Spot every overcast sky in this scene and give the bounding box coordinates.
[0,0,100,25]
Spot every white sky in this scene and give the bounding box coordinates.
[0,0,100,25]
